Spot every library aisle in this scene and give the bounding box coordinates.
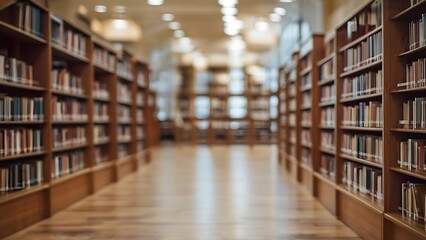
[7,145,359,240]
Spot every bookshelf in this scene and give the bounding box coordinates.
[278,67,286,164]
[298,35,324,194]
[177,66,195,143]
[0,1,152,238]
[314,33,337,214]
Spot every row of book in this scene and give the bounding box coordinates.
[301,129,312,146]
[93,80,109,100]
[321,131,335,152]
[301,148,311,165]
[400,97,426,129]
[399,139,426,171]
[0,160,43,192]
[288,99,296,112]
[93,47,115,71]
[94,103,109,122]
[51,16,87,57]
[342,101,383,128]
[0,129,43,156]
[399,58,426,90]
[0,54,35,86]
[410,0,425,6]
[51,63,84,95]
[118,126,131,142]
[408,14,426,51]
[341,134,383,164]
[300,54,312,72]
[288,83,296,97]
[52,97,87,121]
[252,99,269,109]
[0,96,43,121]
[137,126,144,139]
[346,0,382,40]
[117,59,133,80]
[320,107,335,127]
[118,144,129,159]
[137,141,145,152]
[118,105,131,122]
[9,2,44,37]
[94,126,108,143]
[341,70,383,99]
[344,31,382,71]
[320,155,335,178]
[137,109,144,123]
[342,161,383,200]
[53,127,86,148]
[117,82,132,104]
[137,72,147,88]
[401,182,426,223]
[319,60,334,81]
[288,113,296,126]
[94,147,108,165]
[137,92,145,106]
[302,92,311,108]
[289,129,296,144]
[320,84,335,103]
[52,151,85,179]
[300,72,312,88]
[301,111,311,126]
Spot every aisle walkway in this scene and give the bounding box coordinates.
[8,145,360,240]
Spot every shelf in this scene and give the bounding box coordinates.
[93,119,110,124]
[301,143,312,149]
[116,154,135,165]
[399,45,426,58]
[340,126,383,132]
[118,138,132,144]
[390,128,426,134]
[0,151,46,162]
[52,120,88,125]
[340,92,382,104]
[319,125,335,130]
[318,101,335,107]
[300,85,312,92]
[92,161,114,172]
[317,53,335,66]
[0,80,45,91]
[340,60,382,78]
[0,120,44,125]
[340,154,383,169]
[93,96,110,102]
[385,213,426,239]
[93,63,115,75]
[51,168,91,186]
[313,172,336,186]
[286,154,297,163]
[116,73,133,82]
[0,21,46,45]
[299,162,313,172]
[117,120,132,124]
[51,89,87,99]
[137,137,145,141]
[0,183,49,205]
[51,43,89,63]
[301,124,312,128]
[336,184,384,213]
[392,0,426,20]
[339,26,382,53]
[52,143,88,153]
[390,167,426,181]
[117,100,132,106]
[300,105,312,110]
[300,66,312,76]
[94,138,110,146]
[319,147,335,155]
[317,77,335,86]
[392,86,426,94]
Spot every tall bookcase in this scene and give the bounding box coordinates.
[0,1,152,238]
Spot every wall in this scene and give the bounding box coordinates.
[323,0,370,34]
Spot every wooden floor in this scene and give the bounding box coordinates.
[7,145,360,240]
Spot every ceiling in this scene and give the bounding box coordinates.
[75,0,299,58]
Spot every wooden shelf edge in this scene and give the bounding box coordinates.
[317,53,335,66]
[0,120,44,125]
[399,45,426,57]
[313,172,336,186]
[51,168,91,186]
[0,21,47,44]
[52,143,88,153]
[51,89,87,99]
[340,92,382,103]
[0,183,49,205]
[336,184,384,213]
[319,148,336,155]
[390,167,426,181]
[339,26,382,53]
[0,151,46,162]
[340,154,383,169]
[51,43,89,63]
[392,1,426,20]
[391,86,426,94]
[299,163,313,172]
[317,77,335,86]
[341,126,383,132]
[92,161,114,172]
[385,213,426,239]
[0,81,45,91]
[340,60,382,78]
[116,154,136,165]
[391,128,426,134]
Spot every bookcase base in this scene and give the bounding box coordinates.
[337,191,382,240]
[314,174,336,215]
[116,156,137,180]
[93,163,116,193]
[299,165,313,194]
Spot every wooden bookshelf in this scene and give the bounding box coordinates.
[0,2,152,238]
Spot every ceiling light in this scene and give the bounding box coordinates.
[147,0,164,6]
[224,27,239,36]
[112,19,128,29]
[78,5,88,15]
[274,7,286,16]
[280,0,295,2]
[94,5,107,13]
[113,6,127,14]
[179,37,192,45]
[221,7,238,16]
[162,13,174,21]
[222,15,237,22]
[218,0,238,7]
[269,13,281,22]
[255,20,269,32]
[103,19,142,42]
[174,30,185,38]
[169,21,181,30]
[224,20,243,29]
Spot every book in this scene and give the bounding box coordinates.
[53,127,86,148]
[342,101,383,128]
[0,159,43,192]
[0,128,42,157]
[52,150,84,179]
[343,161,382,200]
[0,96,43,121]
[342,134,383,164]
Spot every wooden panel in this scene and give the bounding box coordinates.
[385,219,424,240]
[300,167,313,194]
[0,190,47,238]
[93,166,115,192]
[50,173,91,214]
[315,177,336,214]
[338,191,382,240]
[116,158,137,180]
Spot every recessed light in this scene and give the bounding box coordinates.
[174,30,185,38]
[147,0,164,6]
[224,27,239,36]
[222,15,237,22]
[113,6,127,14]
[269,13,281,22]
[280,0,295,2]
[274,7,286,16]
[218,0,238,7]
[224,20,243,29]
[94,5,107,13]
[221,7,238,16]
[169,21,181,30]
[179,37,192,45]
[162,13,174,21]
[255,20,269,32]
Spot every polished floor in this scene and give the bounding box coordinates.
[8,145,360,240]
